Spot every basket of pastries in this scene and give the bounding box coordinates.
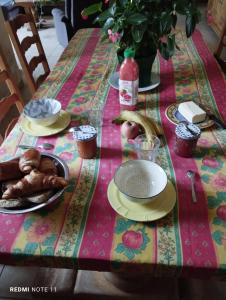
[0,149,69,214]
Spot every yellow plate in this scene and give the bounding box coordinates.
[107,179,176,222]
[20,110,71,137]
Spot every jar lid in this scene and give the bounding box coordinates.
[175,123,201,140]
[72,125,97,141]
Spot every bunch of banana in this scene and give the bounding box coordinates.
[113,110,163,141]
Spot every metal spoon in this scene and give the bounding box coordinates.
[186,170,197,203]
[18,143,54,150]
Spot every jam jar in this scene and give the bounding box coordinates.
[73,125,97,159]
[174,123,201,157]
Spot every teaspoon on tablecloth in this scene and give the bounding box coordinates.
[18,143,54,150]
[186,170,197,204]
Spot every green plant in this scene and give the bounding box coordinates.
[82,0,200,60]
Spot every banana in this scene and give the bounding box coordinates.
[113,111,163,141]
[143,115,163,136]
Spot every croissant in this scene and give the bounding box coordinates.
[0,159,23,182]
[19,149,41,173]
[2,169,68,199]
[38,158,57,175]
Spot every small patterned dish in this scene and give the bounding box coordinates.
[24,98,62,126]
[114,160,167,204]
[165,103,214,129]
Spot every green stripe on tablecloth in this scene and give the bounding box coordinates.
[156,53,182,275]
[34,29,94,100]
[71,47,118,261]
[186,34,226,157]
[52,33,116,261]
[186,34,221,117]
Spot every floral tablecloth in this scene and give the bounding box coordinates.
[0,28,226,278]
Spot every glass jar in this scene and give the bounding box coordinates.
[73,125,97,159]
[174,123,201,157]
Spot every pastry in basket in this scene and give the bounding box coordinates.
[1,179,54,204]
[0,158,23,181]
[19,148,41,173]
[2,169,68,199]
[38,158,57,175]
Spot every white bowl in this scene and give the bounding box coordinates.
[24,98,62,126]
[114,160,167,204]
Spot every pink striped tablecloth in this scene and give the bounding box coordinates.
[0,28,226,279]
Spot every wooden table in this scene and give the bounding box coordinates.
[0,28,226,280]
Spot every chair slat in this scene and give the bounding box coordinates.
[215,24,226,59]
[29,54,45,72]
[0,48,24,143]
[0,94,19,122]
[36,73,48,87]
[21,36,37,52]
[10,13,33,31]
[4,4,50,94]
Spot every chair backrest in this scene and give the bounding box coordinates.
[3,4,50,95]
[0,48,24,144]
[215,23,226,59]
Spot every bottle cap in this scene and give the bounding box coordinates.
[124,48,135,58]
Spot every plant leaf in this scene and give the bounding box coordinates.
[82,2,102,17]
[131,24,146,43]
[159,42,170,60]
[186,15,196,37]
[127,13,148,25]
[167,34,175,57]
[172,14,177,28]
[109,2,117,16]
[160,12,172,35]
[103,17,114,31]
[95,8,113,23]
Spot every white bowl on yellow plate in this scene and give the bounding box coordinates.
[20,110,71,137]
[107,179,176,222]
[114,160,167,204]
[23,98,62,126]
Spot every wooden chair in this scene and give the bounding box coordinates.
[3,3,50,95]
[214,24,226,74]
[0,49,24,144]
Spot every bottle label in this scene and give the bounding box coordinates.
[119,79,138,106]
